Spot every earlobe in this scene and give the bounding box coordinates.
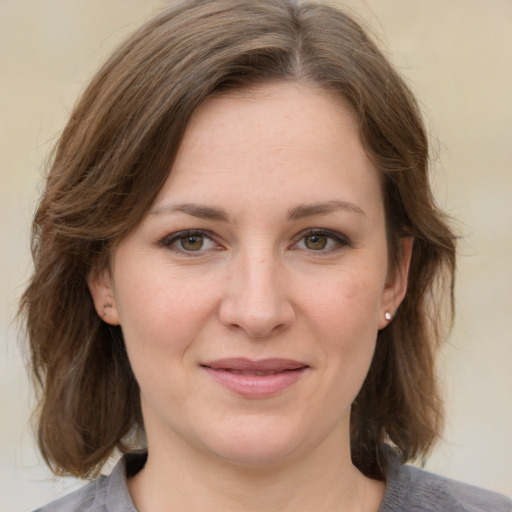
[87,268,120,326]
[379,236,414,329]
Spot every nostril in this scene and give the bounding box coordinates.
[220,303,295,339]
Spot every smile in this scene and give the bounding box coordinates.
[201,358,309,398]
[218,369,289,376]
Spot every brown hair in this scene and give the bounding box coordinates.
[20,0,456,479]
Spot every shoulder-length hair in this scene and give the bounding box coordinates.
[20,0,456,479]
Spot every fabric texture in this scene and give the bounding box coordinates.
[33,449,512,512]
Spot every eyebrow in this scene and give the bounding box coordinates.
[287,200,365,220]
[150,203,231,222]
[149,199,365,222]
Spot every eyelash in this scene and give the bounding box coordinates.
[159,230,222,255]
[159,228,351,255]
[291,229,351,253]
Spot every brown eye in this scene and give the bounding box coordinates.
[292,229,350,253]
[180,235,204,251]
[304,234,328,250]
[161,230,220,255]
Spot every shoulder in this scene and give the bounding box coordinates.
[32,477,108,512]
[381,450,512,512]
[392,465,511,512]
[31,453,143,512]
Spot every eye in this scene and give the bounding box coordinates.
[292,229,350,252]
[160,230,220,254]
[180,234,206,251]
[303,234,331,250]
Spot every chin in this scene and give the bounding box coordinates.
[195,416,317,469]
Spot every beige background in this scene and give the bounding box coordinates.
[1,1,511,510]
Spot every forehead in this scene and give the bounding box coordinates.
[185,82,359,151]
[152,82,382,220]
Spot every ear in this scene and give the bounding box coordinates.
[378,236,414,329]
[87,267,120,326]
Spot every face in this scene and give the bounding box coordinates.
[90,82,410,469]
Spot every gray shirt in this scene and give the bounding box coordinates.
[33,450,512,511]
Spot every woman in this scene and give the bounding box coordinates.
[20,0,511,510]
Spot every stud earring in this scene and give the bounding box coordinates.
[103,302,113,316]
[384,312,392,321]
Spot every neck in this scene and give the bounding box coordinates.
[127,424,384,512]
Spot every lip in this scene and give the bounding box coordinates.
[201,358,309,398]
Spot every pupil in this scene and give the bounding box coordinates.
[182,235,203,251]
[306,235,327,250]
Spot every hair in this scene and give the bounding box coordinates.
[20,0,456,480]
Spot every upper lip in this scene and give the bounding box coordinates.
[202,358,308,372]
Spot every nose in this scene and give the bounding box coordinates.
[219,251,295,338]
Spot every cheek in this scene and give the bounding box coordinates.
[298,267,384,383]
[114,263,220,360]
[299,267,385,334]
[115,278,204,404]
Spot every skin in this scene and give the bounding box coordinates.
[89,82,412,511]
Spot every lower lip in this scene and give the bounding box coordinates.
[203,367,308,398]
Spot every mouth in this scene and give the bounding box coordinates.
[215,369,296,375]
[201,358,309,397]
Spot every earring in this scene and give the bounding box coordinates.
[384,312,392,321]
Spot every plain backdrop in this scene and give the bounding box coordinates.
[1,1,511,510]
